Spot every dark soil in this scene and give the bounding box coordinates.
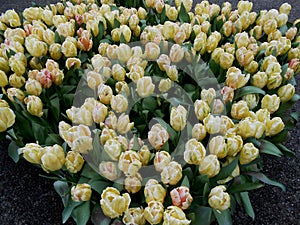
[0,1,299,225]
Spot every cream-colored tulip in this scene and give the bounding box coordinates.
[184,138,206,165]
[208,185,230,211]
[199,154,220,178]
[100,187,131,218]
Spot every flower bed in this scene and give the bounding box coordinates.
[0,0,299,225]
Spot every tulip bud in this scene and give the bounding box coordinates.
[264,19,277,35]
[194,99,210,121]
[43,29,55,45]
[65,151,84,173]
[41,145,65,172]
[209,136,228,159]
[199,154,220,178]
[18,143,43,164]
[144,201,164,225]
[161,161,182,185]
[104,138,122,161]
[118,150,142,176]
[0,70,8,87]
[184,138,206,165]
[166,6,178,21]
[231,100,250,120]
[124,173,142,194]
[153,151,171,172]
[9,53,26,76]
[25,79,42,96]
[136,76,155,98]
[169,44,185,63]
[66,58,81,70]
[116,113,133,134]
[265,117,285,137]
[123,207,146,225]
[115,43,131,64]
[144,179,166,204]
[71,183,92,202]
[225,67,250,90]
[61,39,77,57]
[222,21,233,37]
[251,71,267,89]
[163,206,191,225]
[25,35,48,58]
[261,94,280,114]
[278,84,295,102]
[226,134,243,157]
[110,94,128,113]
[98,84,113,104]
[158,78,172,93]
[4,9,21,27]
[23,95,43,117]
[170,105,187,131]
[206,31,221,53]
[192,123,207,141]
[237,117,265,139]
[7,88,25,103]
[235,32,250,49]
[0,57,10,74]
[49,43,63,60]
[208,185,230,211]
[148,123,169,150]
[99,161,120,181]
[170,186,193,210]
[239,143,259,164]
[100,187,131,218]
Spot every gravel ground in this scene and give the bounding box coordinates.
[0,1,299,225]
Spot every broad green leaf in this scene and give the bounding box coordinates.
[32,122,48,144]
[62,197,81,224]
[213,209,232,225]
[178,3,190,23]
[202,183,210,205]
[72,201,90,225]
[54,181,70,206]
[260,140,283,157]
[181,176,190,188]
[89,180,110,195]
[208,59,220,76]
[50,97,60,121]
[276,143,296,158]
[240,192,255,220]
[45,133,63,145]
[246,172,286,191]
[210,156,239,185]
[8,141,20,163]
[120,33,126,44]
[228,182,264,193]
[234,86,265,100]
[191,206,212,225]
[142,97,158,112]
[81,163,101,180]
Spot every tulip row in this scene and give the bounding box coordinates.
[0,0,299,225]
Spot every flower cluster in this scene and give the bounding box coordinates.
[0,0,299,225]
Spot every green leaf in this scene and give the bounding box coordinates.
[178,3,190,23]
[142,97,158,112]
[276,143,296,158]
[81,161,101,180]
[202,182,210,205]
[228,182,264,193]
[234,86,265,100]
[50,97,60,121]
[72,201,90,225]
[160,6,166,23]
[8,141,20,163]
[246,172,286,191]
[62,198,81,224]
[120,33,126,44]
[54,181,70,206]
[89,179,110,195]
[213,209,232,225]
[91,204,111,225]
[260,140,283,157]
[210,156,239,185]
[45,133,63,145]
[32,122,48,144]
[181,176,190,188]
[240,192,255,220]
[208,59,220,75]
[279,25,288,35]
[191,206,212,225]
